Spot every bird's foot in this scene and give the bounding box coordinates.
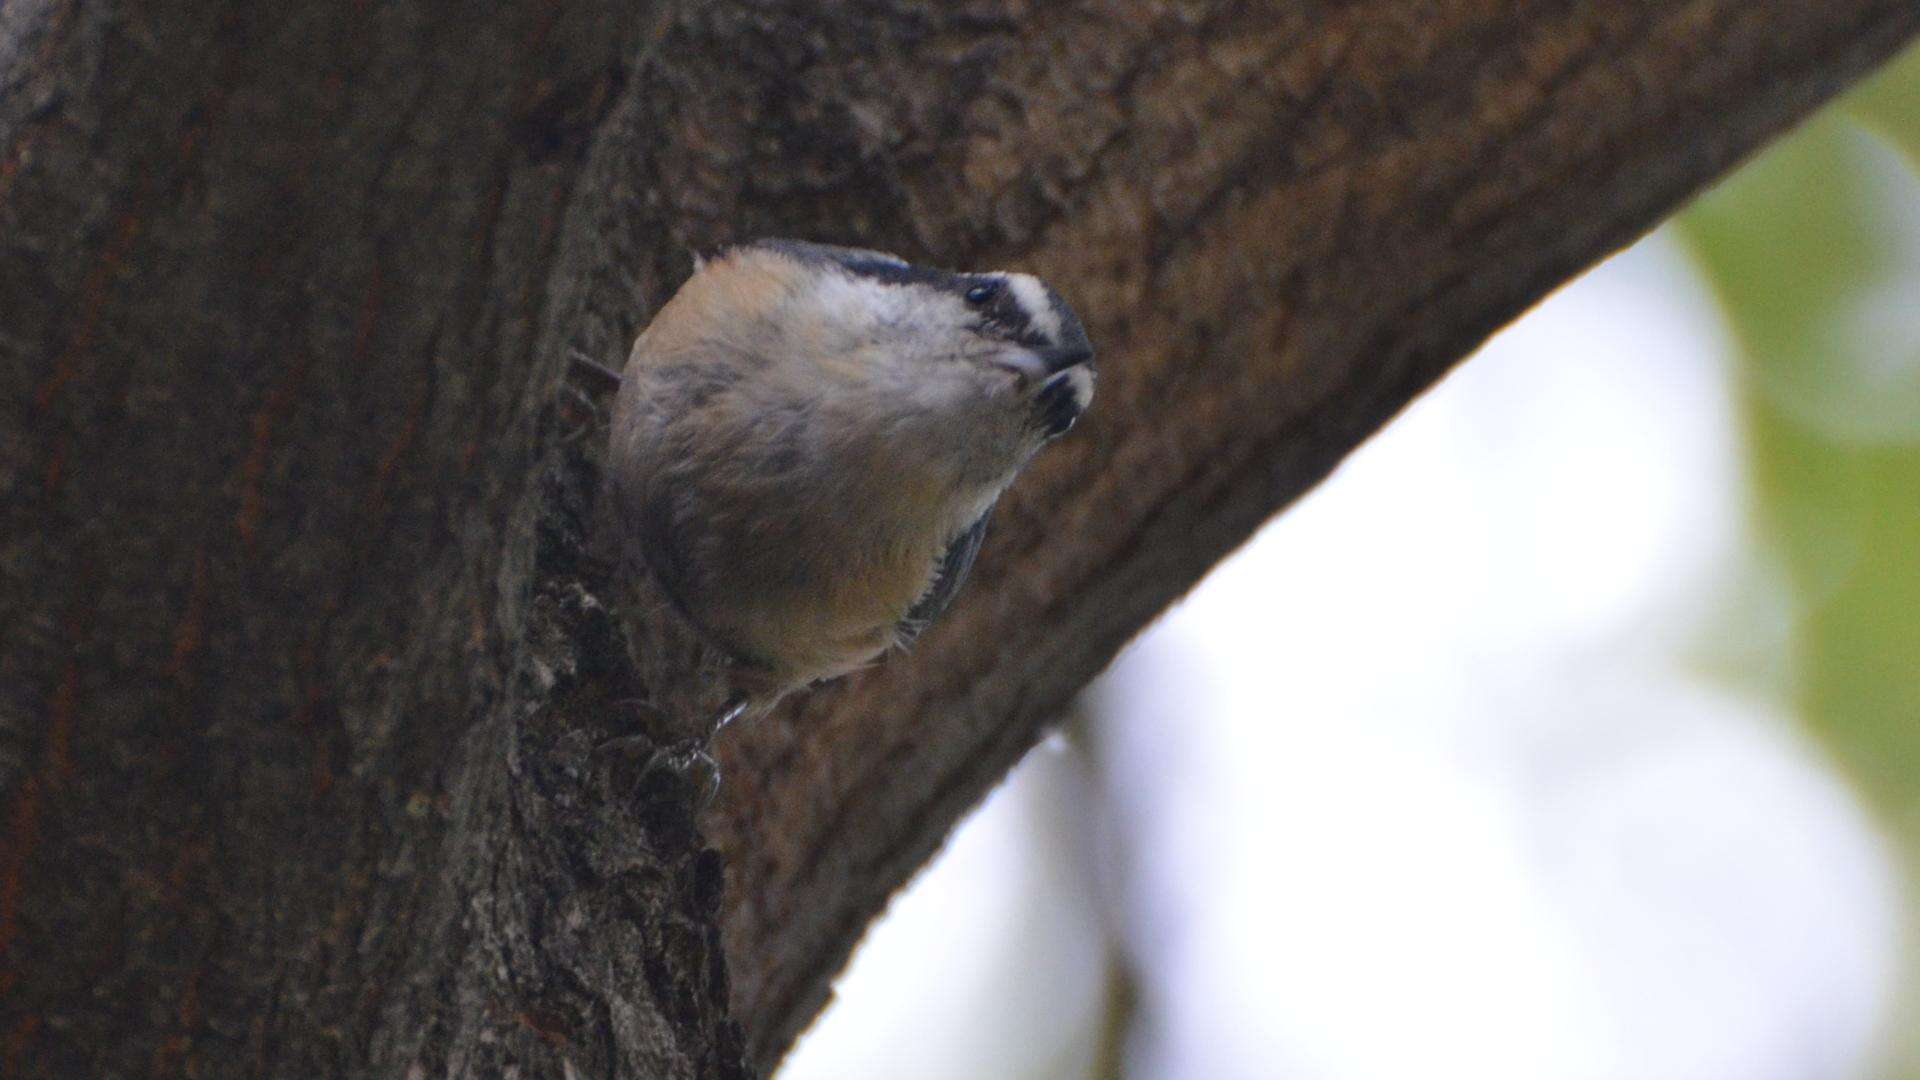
[599,731,722,811]
[555,382,605,442]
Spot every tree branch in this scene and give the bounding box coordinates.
[0,0,1913,1075]
[684,0,1920,1065]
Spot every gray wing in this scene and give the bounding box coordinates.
[896,510,992,646]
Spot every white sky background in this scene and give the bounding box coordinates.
[778,230,1906,1080]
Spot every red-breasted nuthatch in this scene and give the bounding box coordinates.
[607,239,1095,699]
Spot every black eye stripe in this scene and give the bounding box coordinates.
[979,296,1051,347]
[745,239,1063,345]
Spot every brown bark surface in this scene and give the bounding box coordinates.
[1,1,1914,1076]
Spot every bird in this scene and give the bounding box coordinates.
[604,238,1095,705]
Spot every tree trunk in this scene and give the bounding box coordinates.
[2,1,1913,1076]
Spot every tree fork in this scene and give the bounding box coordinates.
[1,0,1915,1076]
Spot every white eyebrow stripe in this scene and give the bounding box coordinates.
[1004,273,1063,342]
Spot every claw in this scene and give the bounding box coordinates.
[644,737,723,809]
[595,694,746,811]
[556,382,606,441]
[600,733,722,810]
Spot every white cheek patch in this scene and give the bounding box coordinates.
[812,273,903,325]
[1003,273,1064,342]
[810,273,971,340]
[996,345,1049,379]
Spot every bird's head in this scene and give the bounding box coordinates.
[691,239,1096,437]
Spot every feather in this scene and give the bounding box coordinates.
[896,510,992,645]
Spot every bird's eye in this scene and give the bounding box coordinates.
[964,281,999,305]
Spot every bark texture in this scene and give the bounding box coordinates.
[1,0,1914,1076]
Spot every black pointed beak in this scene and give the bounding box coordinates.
[1023,282,1094,375]
[1038,344,1093,374]
[1036,318,1095,374]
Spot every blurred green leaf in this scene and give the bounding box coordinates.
[1677,40,1920,1079]
[1849,45,1920,171]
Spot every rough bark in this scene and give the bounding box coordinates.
[0,0,1913,1077]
